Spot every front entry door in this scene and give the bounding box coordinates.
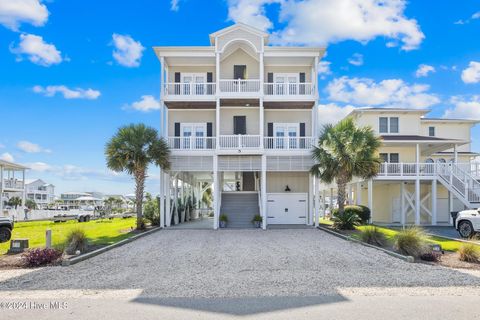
[242,172,255,191]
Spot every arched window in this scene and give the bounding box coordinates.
[437,158,446,163]
[425,158,434,163]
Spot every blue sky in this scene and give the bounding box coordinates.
[0,0,479,196]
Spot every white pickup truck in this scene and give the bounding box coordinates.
[455,208,480,238]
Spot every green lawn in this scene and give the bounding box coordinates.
[319,217,477,252]
[1,217,137,254]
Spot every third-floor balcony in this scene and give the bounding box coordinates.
[163,80,315,99]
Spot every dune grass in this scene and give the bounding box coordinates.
[0,217,137,255]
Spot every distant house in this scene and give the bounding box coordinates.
[60,191,104,210]
[24,179,55,209]
[0,159,28,213]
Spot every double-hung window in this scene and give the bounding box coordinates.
[379,117,399,133]
[429,126,435,137]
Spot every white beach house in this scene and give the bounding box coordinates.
[154,23,323,229]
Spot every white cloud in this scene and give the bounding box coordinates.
[348,53,363,66]
[17,140,51,153]
[317,103,355,127]
[126,95,160,112]
[33,85,101,100]
[0,152,14,162]
[171,0,180,11]
[111,33,144,67]
[228,0,424,50]
[26,161,52,172]
[10,33,63,66]
[326,76,440,109]
[317,60,331,79]
[443,96,480,119]
[461,61,480,84]
[0,0,49,31]
[415,64,435,78]
[473,12,480,20]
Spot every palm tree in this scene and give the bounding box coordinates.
[310,118,381,215]
[8,196,22,209]
[105,124,170,229]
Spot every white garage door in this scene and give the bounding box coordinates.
[267,193,307,224]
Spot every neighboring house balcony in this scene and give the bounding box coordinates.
[166,136,316,152]
[162,81,315,100]
[377,162,480,179]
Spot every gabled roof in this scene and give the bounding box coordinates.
[209,23,269,45]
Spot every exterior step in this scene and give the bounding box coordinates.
[220,192,259,229]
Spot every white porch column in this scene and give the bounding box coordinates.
[308,174,314,226]
[159,169,165,228]
[215,50,220,95]
[259,98,264,148]
[216,99,220,149]
[213,156,219,230]
[368,180,373,223]
[22,169,26,209]
[432,179,437,225]
[415,143,421,225]
[449,191,454,224]
[415,179,421,225]
[174,176,179,225]
[259,52,264,95]
[400,182,405,226]
[160,57,165,138]
[454,144,458,163]
[356,182,362,205]
[315,177,320,226]
[321,189,326,224]
[261,155,267,230]
[166,173,171,227]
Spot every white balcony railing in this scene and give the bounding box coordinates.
[3,180,24,189]
[164,83,215,96]
[167,137,216,150]
[219,79,260,94]
[378,162,480,178]
[219,135,261,149]
[264,137,316,150]
[264,83,314,96]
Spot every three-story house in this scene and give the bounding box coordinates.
[154,23,324,229]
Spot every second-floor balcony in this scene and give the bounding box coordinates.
[163,80,315,99]
[167,136,316,151]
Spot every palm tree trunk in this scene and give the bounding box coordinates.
[134,167,146,229]
[336,176,347,215]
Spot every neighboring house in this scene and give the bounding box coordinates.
[59,191,104,210]
[318,108,479,226]
[154,23,324,229]
[0,160,28,213]
[24,179,55,209]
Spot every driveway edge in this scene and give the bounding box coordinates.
[317,226,414,263]
[62,227,162,266]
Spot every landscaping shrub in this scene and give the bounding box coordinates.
[22,248,62,267]
[332,205,370,225]
[64,229,89,255]
[332,209,361,230]
[420,252,441,262]
[458,243,480,263]
[393,227,427,257]
[144,196,160,226]
[360,226,386,247]
[356,205,371,224]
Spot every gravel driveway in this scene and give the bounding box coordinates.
[1,229,479,300]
